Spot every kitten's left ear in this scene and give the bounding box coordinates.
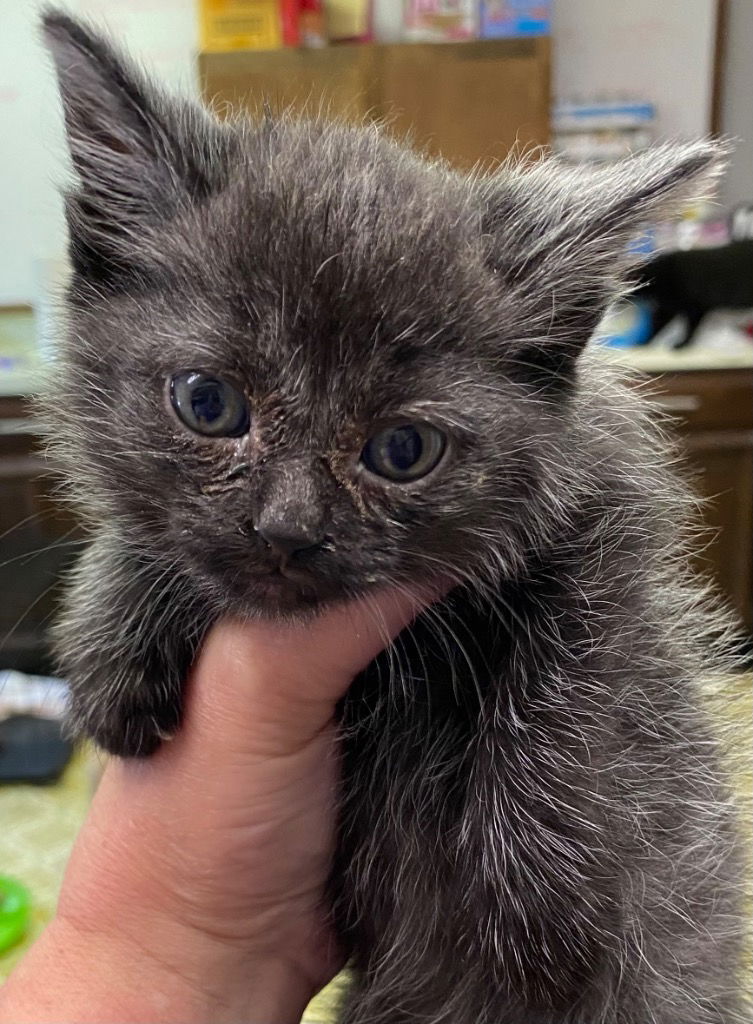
[480,140,728,378]
[42,8,232,286]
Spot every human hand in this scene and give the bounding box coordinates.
[0,587,436,1023]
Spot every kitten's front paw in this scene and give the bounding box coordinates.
[67,693,181,758]
[53,537,198,759]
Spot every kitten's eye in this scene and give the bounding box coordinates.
[170,371,249,438]
[360,423,446,482]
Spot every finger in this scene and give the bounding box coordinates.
[177,582,444,762]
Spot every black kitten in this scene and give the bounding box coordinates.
[42,11,747,1024]
[636,238,753,344]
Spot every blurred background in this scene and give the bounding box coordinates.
[0,0,750,1009]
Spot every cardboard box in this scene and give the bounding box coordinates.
[327,0,371,42]
[480,0,550,39]
[403,0,476,42]
[199,0,283,51]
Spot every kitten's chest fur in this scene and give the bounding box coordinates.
[332,569,630,1019]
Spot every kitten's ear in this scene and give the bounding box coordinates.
[42,9,230,287]
[481,141,728,379]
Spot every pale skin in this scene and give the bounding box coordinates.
[0,587,435,1024]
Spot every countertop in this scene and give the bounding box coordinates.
[598,338,753,373]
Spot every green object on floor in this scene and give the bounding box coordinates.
[0,878,30,954]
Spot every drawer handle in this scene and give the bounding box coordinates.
[655,394,701,412]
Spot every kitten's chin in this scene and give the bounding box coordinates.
[239,570,344,620]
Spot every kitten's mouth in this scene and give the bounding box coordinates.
[253,565,333,613]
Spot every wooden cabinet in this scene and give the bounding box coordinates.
[0,395,81,673]
[647,369,753,633]
[378,40,550,167]
[199,37,550,168]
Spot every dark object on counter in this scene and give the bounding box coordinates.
[0,714,73,784]
[636,238,753,345]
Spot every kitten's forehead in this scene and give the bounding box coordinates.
[199,121,485,316]
[154,122,493,395]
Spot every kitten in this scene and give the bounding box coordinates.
[42,11,747,1024]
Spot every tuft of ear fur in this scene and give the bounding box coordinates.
[480,140,729,379]
[42,8,232,289]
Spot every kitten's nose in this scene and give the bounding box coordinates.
[255,457,327,560]
[256,518,324,559]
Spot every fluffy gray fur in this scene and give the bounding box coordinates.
[41,10,748,1023]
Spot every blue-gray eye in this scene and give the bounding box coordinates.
[170,371,249,437]
[361,423,446,482]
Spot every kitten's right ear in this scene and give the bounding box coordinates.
[42,9,230,287]
[479,141,727,383]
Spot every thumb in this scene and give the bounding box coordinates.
[176,583,442,763]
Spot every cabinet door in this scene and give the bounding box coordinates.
[380,38,550,167]
[0,401,82,673]
[682,433,753,633]
[199,44,379,123]
[650,370,753,635]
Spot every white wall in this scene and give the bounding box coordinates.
[0,0,199,305]
[718,0,753,210]
[551,0,717,141]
